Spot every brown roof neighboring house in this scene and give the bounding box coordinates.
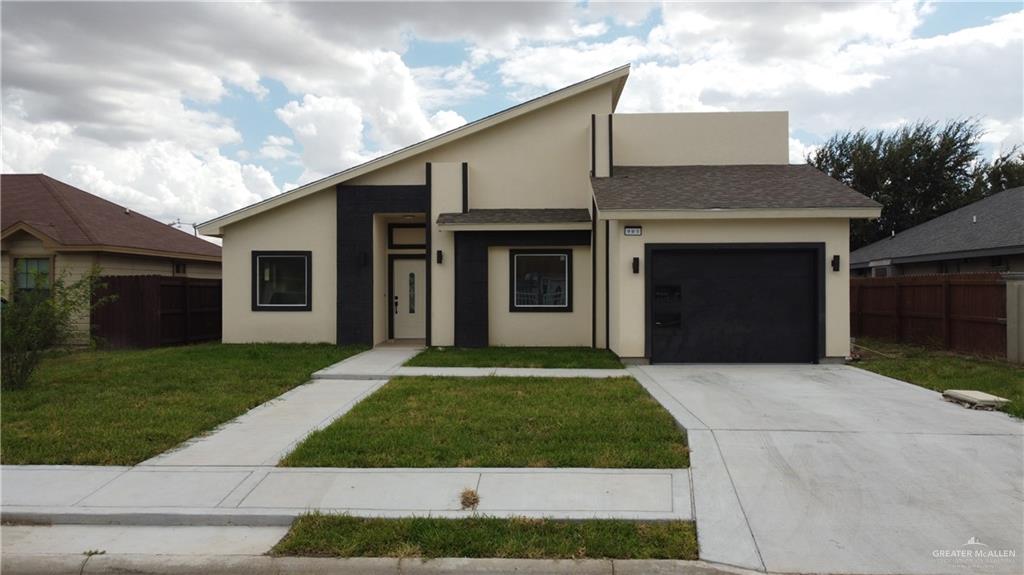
[591,164,880,211]
[1,174,220,261]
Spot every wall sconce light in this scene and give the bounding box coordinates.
[436,249,444,264]
[632,257,640,274]
[831,254,840,272]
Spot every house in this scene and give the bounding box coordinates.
[1,174,221,340]
[198,65,880,363]
[851,187,1024,277]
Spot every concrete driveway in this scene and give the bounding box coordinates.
[630,364,1023,575]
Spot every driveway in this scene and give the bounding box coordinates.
[631,364,1023,575]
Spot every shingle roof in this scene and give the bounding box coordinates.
[850,187,1024,265]
[1,174,221,260]
[437,209,592,225]
[591,164,880,211]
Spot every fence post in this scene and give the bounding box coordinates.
[182,276,191,345]
[894,283,902,341]
[942,277,952,350]
[1006,272,1024,364]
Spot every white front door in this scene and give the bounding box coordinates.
[392,258,426,339]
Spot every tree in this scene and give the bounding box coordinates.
[808,119,1024,250]
[1,267,108,390]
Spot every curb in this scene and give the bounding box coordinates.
[1,554,760,575]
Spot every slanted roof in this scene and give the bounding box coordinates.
[1,174,221,261]
[198,65,632,236]
[437,209,591,226]
[850,187,1024,267]
[591,165,880,212]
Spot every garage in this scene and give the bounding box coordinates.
[647,244,824,364]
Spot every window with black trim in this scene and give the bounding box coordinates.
[252,251,312,311]
[509,249,572,312]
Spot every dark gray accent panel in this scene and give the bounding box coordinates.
[337,185,427,346]
[454,230,591,347]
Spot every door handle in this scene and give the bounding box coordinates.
[393,296,399,315]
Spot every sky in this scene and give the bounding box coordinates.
[2,1,1022,233]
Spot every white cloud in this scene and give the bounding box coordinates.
[1,0,1019,227]
[258,135,298,161]
[788,137,818,165]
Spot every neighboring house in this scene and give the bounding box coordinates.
[851,187,1024,277]
[198,65,880,364]
[1,174,221,339]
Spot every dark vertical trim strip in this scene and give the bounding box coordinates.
[461,162,468,213]
[425,163,433,347]
[604,220,610,349]
[607,114,614,177]
[590,114,596,176]
[591,198,597,348]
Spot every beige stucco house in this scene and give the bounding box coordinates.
[199,65,880,363]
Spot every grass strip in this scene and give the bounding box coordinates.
[272,514,698,560]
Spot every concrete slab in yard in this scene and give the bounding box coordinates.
[943,389,1011,409]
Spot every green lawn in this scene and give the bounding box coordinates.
[272,514,698,560]
[853,338,1024,418]
[281,376,688,468]
[405,347,623,369]
[1,343,365,465]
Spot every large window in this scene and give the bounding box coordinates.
[252,251,311,311]
[14,258,51,295]
[509,249,572,312]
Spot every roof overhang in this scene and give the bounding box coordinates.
[198,65,632,237]
[436,222,593,232]
[595,207,882,221]
[851,245,1024,268]
[1,223,220,262]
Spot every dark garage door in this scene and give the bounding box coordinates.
[649,246,821,363]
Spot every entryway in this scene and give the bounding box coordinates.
[390,256,426,340]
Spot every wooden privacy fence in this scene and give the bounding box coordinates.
[92,275,222,348]
[850,273,1006,358]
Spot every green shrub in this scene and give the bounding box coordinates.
[1,267,107,390]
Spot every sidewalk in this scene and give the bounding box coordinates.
[2,347,687,531]
[2,465,691,526]
[2,550,751,575]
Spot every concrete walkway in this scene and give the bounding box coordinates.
[142,379,387,466]
[2,465,691,526]
[631,364,1024,575]
[312,346,630,380]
